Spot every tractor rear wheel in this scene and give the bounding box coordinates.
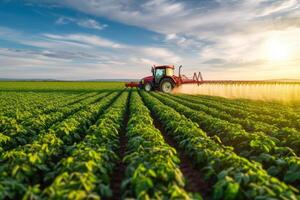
[144,83,152,92]
[160,78,174,93]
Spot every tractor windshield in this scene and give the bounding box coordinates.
[155,69,165,77]
[166,68,174,76]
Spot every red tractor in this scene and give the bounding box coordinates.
[125,65,203,93]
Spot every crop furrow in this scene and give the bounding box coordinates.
[109,90,130,200]
[152,111,210,198]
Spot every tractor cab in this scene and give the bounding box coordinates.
[141,65,177,93]
[151,65,174,85]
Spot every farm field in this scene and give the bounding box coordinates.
[1,82,300,200]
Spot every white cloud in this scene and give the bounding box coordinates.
[44,33,124,48]
[141,47,181,63]
[55,16,107,30]
[256,0,299,17]
[77,19,107,30]
[130,57,157,66]
[165,33,177,40]
[55,16,72,25]
[21,39,91,49]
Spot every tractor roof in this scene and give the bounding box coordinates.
[153,65,174,69]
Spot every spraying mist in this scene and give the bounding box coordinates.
[173,83,300,103]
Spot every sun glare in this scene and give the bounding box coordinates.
[265,36,290,61]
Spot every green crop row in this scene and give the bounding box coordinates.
[122,91,198,199]
[140,91,299,200]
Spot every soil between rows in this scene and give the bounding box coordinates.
[152,117,211,199]
[109,94,130,200]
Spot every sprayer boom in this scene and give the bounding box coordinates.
[124,64,293,93]
[197,80,296,84]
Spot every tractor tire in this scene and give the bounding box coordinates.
[160,78,174,93]
[144,82,152,92]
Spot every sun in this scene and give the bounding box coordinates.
[265,36,291,61]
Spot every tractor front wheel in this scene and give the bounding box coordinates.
[144,83,152,92]
[160,78,174,93]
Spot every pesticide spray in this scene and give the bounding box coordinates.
[173,82,300,103]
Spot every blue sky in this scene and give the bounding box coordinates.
[0,0,300,80]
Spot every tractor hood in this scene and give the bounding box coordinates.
[141,76,153,83]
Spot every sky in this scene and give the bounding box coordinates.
[0,0,300,80]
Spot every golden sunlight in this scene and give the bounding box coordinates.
[265,35,291,61]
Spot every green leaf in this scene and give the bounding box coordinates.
[224,182,240,200]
